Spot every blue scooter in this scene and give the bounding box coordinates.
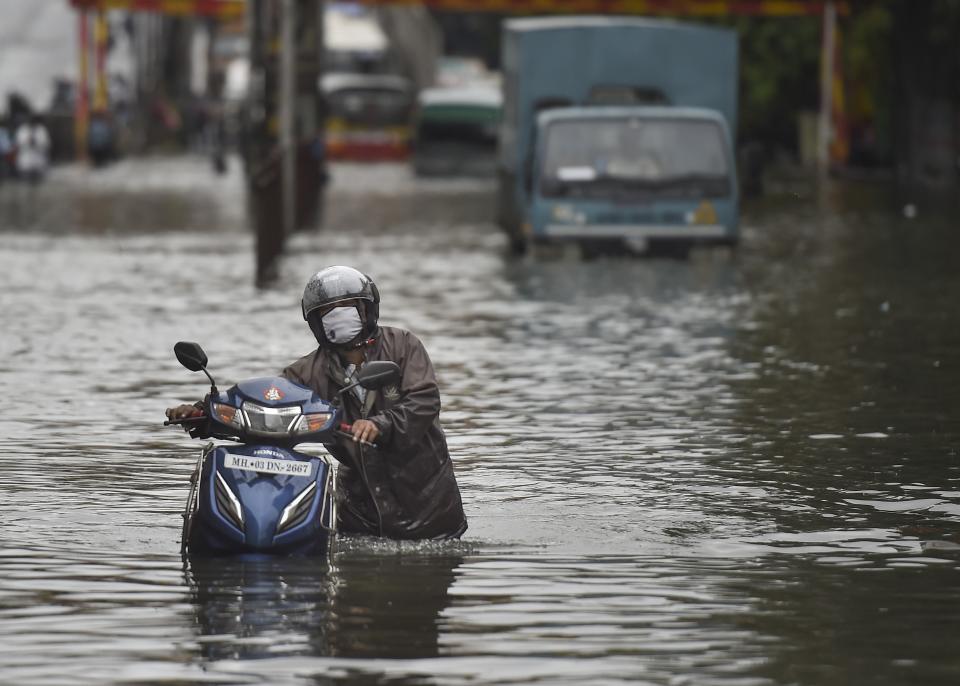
[166,341,399,557]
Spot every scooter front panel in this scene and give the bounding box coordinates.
[191,444,332,555]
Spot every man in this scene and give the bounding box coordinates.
[167,266,467,540]
[0,121,12,181]
[14,115,51,183]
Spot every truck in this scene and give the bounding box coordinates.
[497,17,739,256]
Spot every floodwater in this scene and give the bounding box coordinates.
[1,157,959,685]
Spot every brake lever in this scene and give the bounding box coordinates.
[163,416,208,426]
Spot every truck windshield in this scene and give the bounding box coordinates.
[326,87,413,126]
[540,117,731,200]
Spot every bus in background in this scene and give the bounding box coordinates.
[322,73,415,161]
[412,85,501,177]
[497,17,739,256]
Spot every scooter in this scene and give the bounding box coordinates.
[165,341,399,557]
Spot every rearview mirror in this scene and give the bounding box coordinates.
[357,361,401,391]
[174,341,208,372]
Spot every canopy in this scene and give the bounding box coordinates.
[67,0,847,18]
[357,0,847,15]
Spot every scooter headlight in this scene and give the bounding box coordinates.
[292,412,333,435]
[243,403,301,436]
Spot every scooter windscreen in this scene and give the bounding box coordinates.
[206,377,338,443]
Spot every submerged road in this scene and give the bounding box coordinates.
[1,157,959,685]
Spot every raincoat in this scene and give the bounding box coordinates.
[282,326,467,540]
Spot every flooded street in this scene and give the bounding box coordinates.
[2,157,959,685]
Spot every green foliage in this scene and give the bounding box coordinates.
[846,5,892,86]
[721,16,822,150]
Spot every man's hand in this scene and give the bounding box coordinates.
[351,419,380,445]
[165,404,204,421]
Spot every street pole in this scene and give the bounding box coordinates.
[248,0,284,287]
[280,0,296,239]
[247,0,326,287]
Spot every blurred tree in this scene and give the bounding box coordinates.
[729,15,822,157]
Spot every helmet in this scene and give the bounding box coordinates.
[301,266,380,347]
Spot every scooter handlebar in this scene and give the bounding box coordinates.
[163,415,208,426]
[165,416,377,447]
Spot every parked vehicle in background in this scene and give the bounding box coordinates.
[325,2,390,75]
[497,17,739,256]
[321,73,415,161]
[434,56,492,89]
[412,85,501,177]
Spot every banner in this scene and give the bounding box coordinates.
[357,0,848,15]
[69,0,846,17]
[69,0,244,18]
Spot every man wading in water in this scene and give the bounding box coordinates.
[167,266,467,540]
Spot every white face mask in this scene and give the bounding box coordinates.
[321,305,363,344]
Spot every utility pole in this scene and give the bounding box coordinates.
[246,0,327,288]
[280,0,297,240]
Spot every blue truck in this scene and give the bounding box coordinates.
[496,17,739,255]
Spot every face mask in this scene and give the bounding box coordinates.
[321,305,363,344]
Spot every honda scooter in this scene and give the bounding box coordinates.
[165,341,399,557]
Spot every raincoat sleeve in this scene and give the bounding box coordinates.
[368,332,441,451]
[280,364,306,386]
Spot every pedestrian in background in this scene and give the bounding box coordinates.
[15,114,51,183]
[0,121,13,182]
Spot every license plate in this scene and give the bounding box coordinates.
[223,454,314,478]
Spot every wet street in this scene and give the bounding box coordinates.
[1,156,959,685]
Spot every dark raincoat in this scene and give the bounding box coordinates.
[282,326,467,540]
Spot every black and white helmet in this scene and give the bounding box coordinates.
[301,266,380,347]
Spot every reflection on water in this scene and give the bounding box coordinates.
[188,545,464,662]
[1,159,960,684]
